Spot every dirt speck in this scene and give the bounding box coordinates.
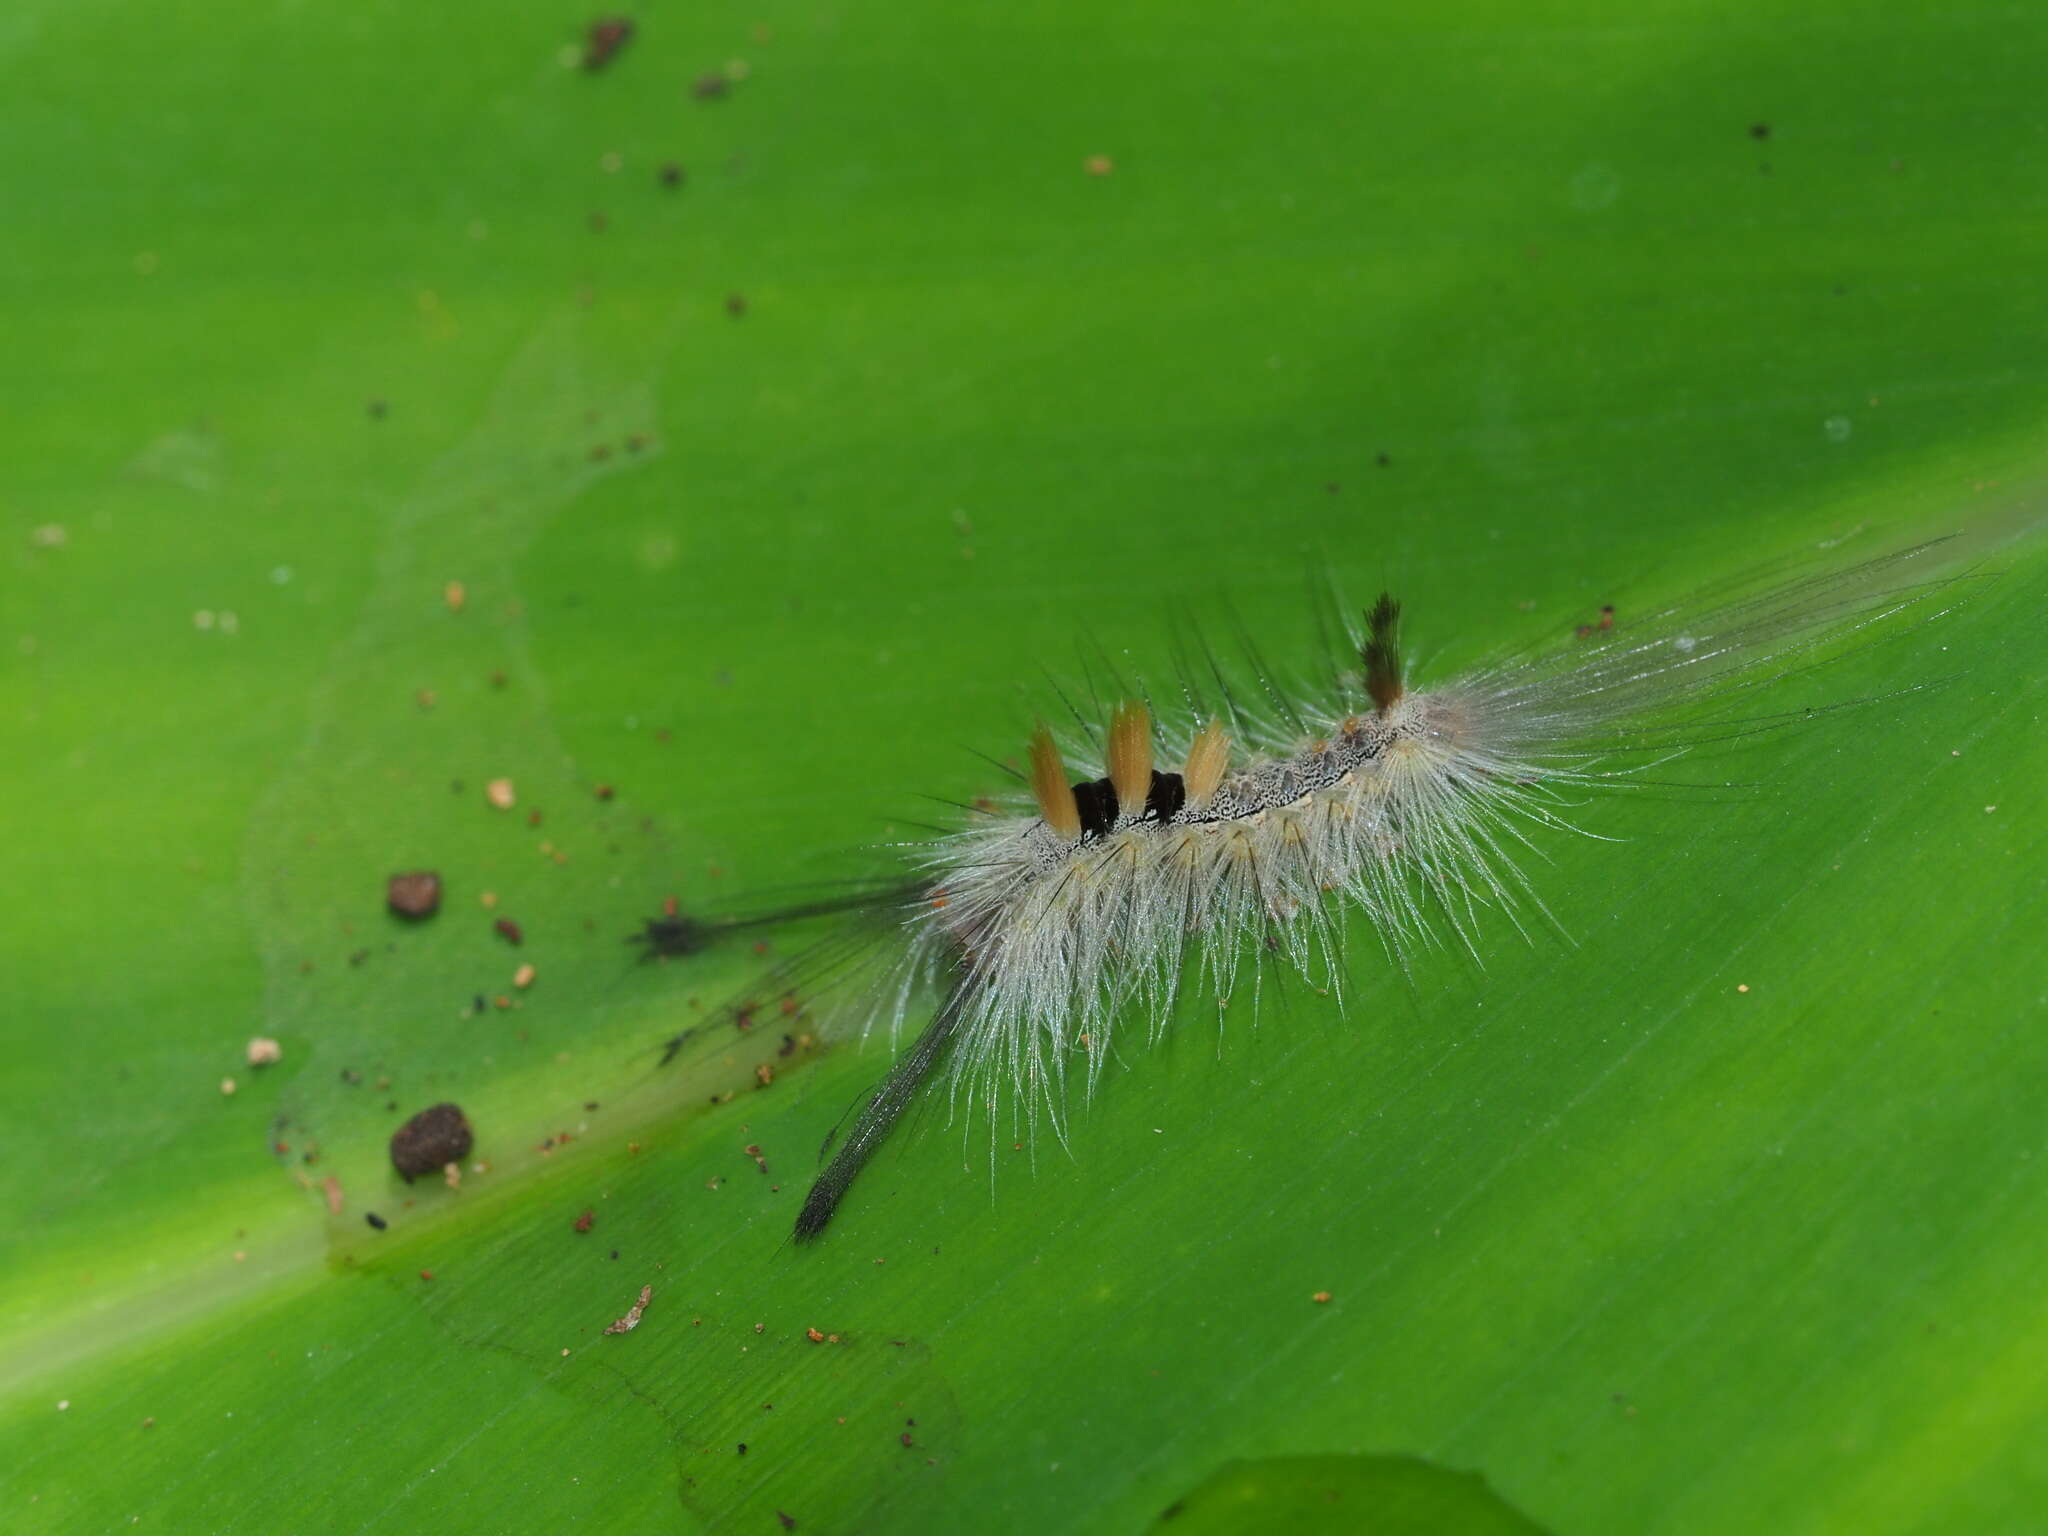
[583,16,635,71]
[387,870,442,919]
[605,1284,653,1334]
[390,1103,474,1181]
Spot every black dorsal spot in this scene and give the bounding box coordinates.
[1069,770,1186,838]
[1146,770,1186,824]
[1071,777,1119,839]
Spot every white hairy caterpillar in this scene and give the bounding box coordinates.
[638,536,1971,1241]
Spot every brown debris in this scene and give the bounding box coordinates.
[583,16,634,71]
[605,1284,653,1334]
[390,1103,473,1180]
[494,917,524,945]
[574,1208,595,1234]
[387,870,442,919]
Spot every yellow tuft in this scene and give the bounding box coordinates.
[1106,701,1153,817]
[1182,718,1231,806]
[1028,724,1082,841]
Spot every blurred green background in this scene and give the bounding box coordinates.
[3,2,2046,1531]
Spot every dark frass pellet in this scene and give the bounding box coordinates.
[365,1212,388,1231]
[387,871,442,919]
[390,1102,473,1181]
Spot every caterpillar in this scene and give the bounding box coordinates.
[639,535,1973,1243]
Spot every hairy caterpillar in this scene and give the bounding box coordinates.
[639,536,1972,1243]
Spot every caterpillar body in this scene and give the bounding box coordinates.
[640,536,1971,1242]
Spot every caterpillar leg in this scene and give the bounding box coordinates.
[793,982,966,1243]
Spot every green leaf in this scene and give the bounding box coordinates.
[5,2,2046,1533]
[1147,1455,1548,1535]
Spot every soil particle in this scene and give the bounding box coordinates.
[583,16,634,71]
[387,871,442,919]
[390,1103,474,1180]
